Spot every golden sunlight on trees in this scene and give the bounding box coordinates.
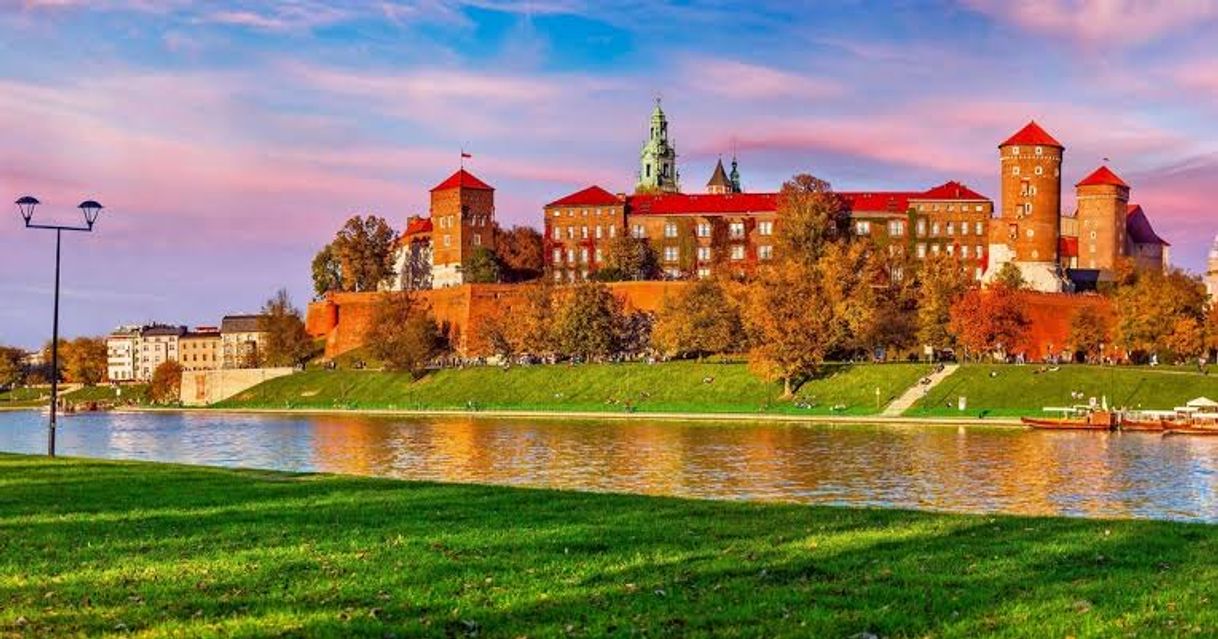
[651,278,742,359]
[259,289,316,368]
[773,174,850,266]
[148,361,183,404]
[741,260,835,397]
[368,292,448,378]
[949,284,1030,360]
[314,215,398,295]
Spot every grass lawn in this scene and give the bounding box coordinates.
[0,454,1214,637]
[0,384,149,409]
[907,364,1218,418]
[0,387,48,408]
[216,361,931,415]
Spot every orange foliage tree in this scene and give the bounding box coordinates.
[949,285,1030,360]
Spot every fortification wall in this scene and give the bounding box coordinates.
[1018,291,1113,360]
[180,367,296,406]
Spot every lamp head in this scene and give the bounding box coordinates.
[15,196,39,224]
[78,200,104,227]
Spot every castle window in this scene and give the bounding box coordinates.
[975,267,983,280]
[961,245,970,258]
[1026,228,1035,238]
[580,248,589,263]
[759,245,773,260]
[931,222,940,236]
[888,220,904,236]
[697,223,711,237]
[917,219,927,236]
[946,244,955,256]
[697,267,711,279]
[1035,166,1044,176]
[855,221,871,235]
[568,209,574,217]
[444,235,451,247]
[1035,146,1044,155]
[1012,166,1021,176]
[595,226,603,239]
[663,246,679,262]
[759,221,773,236]
[554,271,562,282]
[567,248,576,262]
[1012,146,1020,155]
[473,234,481,246]
[931,244,940,255]
[729,222,745,238]
[632,224,646,238]
[567,227,575,240]
[731,245,745,261]
[595,248,603,263]
[581,226,588,239]
[609,225,617,238]
[975,221,984,235]
[946,222,955,236]
[697,246,711,261]
[664,222,678,238]
[582,209,588,216]
[917,243,926,258]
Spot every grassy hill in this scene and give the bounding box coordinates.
[2,453,1215,637]
[907,364,1218,418]
[0,384,148,409]
[216,361,932,416]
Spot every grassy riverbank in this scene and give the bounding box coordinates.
[907,364,1218,418]
[1,454,1215,637]
[0,384,148,409]
[216,361,931,415]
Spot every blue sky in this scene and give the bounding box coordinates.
[2,0,1218,348]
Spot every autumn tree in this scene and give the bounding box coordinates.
[40,339,69,383]
[916,254,975,355]
[992,262,1027,290]
[148,361,183,404]
[862,251,920,358]
[258,289,317,367]
[0,346,25,388]
[328,215,398,292]
[651,278,742,359]
[553,282,625,360]
[63,337,107,385]
[311,243,344,298]
[1115,269,1206,360]
[949,285,1030,360]
[740,260,836,397]
[1067,305,1113,362]
[462,246,504,284]
[597,235,660,282]
[773,174,850,266]
[367,291,447,377]
[509,283,559,356]
[496,225,545,282]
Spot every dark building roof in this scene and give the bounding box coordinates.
[1001,121,1063,148]
[1126,204,1170,246]
[707,158,732,189]
[141,325,186,337]
[221,315,266,333]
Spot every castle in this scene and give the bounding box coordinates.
[388,168,498,291]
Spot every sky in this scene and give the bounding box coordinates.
[2,0,1218,348]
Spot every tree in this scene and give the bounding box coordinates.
[773,174,850,266]
[367,292,447,377]
[496,225,544,282]
[992,262,1027,290]
[0,346,25,388]
[1115,269,1207,360]
[652,278,742,359]
[311,243,344,298]
[553,282,625,360]
[63,337,107,385]
[148,361,183,404]
[462,246,504,284]
[509,283,559,356]
[1067,305,1113,362]
[949,285,1030,360]
[916,254,975,354]
[40,339,70,383]
[330,215,398,292]
[259,289,316,367]
[1165,316,1205,360]
[597,235,660,282]
[740,261,836,397]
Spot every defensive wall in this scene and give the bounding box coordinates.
[1015,291,1112,360]
[306,282,690,359]
[180,367,296,406]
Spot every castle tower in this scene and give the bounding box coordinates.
[983,121,1068,292]
[429,168,495,288]
[636,99,679,193]
[1207,236,1218,299]
[706,157,732,194]
[729,154,742,192]
[1074,165,1130,278]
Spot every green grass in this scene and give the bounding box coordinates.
[907,364,1218,418]
[0,454,1215,637]
[0,386,48,408]
[216,361,932,415]
[0,384,148,409]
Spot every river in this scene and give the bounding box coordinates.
[1,410,1216,522]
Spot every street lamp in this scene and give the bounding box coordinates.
[16,196,106,457]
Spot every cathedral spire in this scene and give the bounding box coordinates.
[729,153,741,193]
[636,99,679,193]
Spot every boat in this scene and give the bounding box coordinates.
[1118,417,1169,432]
[1163,427,1218,437]
[1021,410,1118,431]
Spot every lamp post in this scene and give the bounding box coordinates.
[16,196,105,457]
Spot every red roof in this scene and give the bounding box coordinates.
[912,181,989,201]
[546,185,622,208]
[628,192,778,215]
[402,217,432,236]
[1001,121,1063,148]
[838,192,920,215]
[1059,236,1079,258]
[431,169,493,192]
[1126,204,1169,246]
[1076,165,1129,188]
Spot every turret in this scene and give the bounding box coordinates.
[1074,165,1130,277]
[636,98,679,193]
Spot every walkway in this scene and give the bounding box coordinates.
[882,364,960,416]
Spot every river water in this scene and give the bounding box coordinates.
[1,410,1216,522]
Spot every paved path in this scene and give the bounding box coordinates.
[882,364,960,416]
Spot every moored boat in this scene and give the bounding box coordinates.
[1163,427,1218,437]
[1021,411,1117,431]
[1119,418,1169,432]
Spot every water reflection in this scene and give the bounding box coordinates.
[1,411,1215,522]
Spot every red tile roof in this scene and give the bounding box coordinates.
[1001,121,1063,148]
[912,181,989,201]
[402,217,432,236]
[431,169,493,192]
[838,192,920,215]
[546,185,622,208]
[1076,165,1129,188]
[1059,236,1079,258]
[1126,204,1169,246]
[628,192,778,215]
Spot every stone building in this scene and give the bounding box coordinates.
[390,215,434,291]
[386,168,497,291]
[220,315,267,369]
[105,325,141,383]
[138,324,186,381]
[1207,236,1218,299]
[179,327,222,372]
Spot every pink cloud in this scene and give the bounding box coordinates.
[961,0,1218,46]
[677,57,845,101]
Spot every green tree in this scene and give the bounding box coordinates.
[597,236,660,282]
[740,260,836,397]
[1067,305,1113,362]
[148,360,183,404]
[367,292,447,377]
[993,262,1027,290]
[773,174,850,266]
[0,346,25,388]
[1115,269,1206,360]
[462,246,504,284]
[331,215,398,292]
[553,282,625,360]
[258,289,316,368]
[510,284,559,356]
[311,243,344,298]
[652,279,742,359]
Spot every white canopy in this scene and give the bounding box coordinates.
[1186,397,1218,408]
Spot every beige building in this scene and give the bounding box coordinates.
[179,328,222,372]
[106,325,141,383]
[138,325,186,381]
[221,315,268,369]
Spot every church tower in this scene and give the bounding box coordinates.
[1207,236,1218,300]
[983,121,1069,292]
[1074,165,1129,278]
[636,99,679,193]
[429,167,495,288]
